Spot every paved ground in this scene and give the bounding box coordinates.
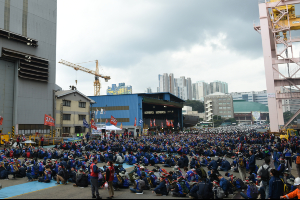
[0,155,298,199]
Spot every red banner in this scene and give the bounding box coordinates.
[91,119,97,130]
[171,121,174,127]
[0,116,3,125]
[161,122,163,128]
[105,119,108,124]
[110,116,118,126]
[44,114,55,127]
[150,120,152,127]
[134,117,137,126]
[153,119,156,126]
[166,119,170,126]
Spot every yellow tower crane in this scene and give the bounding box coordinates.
[58,59,111,96]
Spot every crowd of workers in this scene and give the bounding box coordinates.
[1,127,300,199]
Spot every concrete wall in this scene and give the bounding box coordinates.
[0,60,15,134]
[0,0,57,133]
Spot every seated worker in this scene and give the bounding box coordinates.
[152,176,168,196]
[38,165,52,183]
[56,165,67,185]
[73,169,89,187]
[0,162,8,179]
[207,158,218,171]
[119,171,130,189]
[218,174,232,197]
[171,180,188,197]
[219,159,231,172]
[129,174,144,194]
[141,173,150,190]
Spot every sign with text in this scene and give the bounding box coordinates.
[44,114,55,126]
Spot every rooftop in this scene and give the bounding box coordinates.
[233,100,269,113]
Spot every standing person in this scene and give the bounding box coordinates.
[106,161,115,199]
[295,150,300,177]
[40,135,44,147]
[85,133,90,143]
[248,150,256,174]
[237,153,247,181]
[268,169,284,199]
[16,136,21,148]
[280,177,300,199]
[90,158,102,199]
[284,147,292,169]
[257,157,272,198]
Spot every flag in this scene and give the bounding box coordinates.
[134,117,137,126]
[120,123,123,129]
[153,119,156,126]
[178,122,180,128]
[110,116,118,126]
[150,120,152,127]
[91,119,97,130]
[105,119,108,124]
[139,119,143,126]
[0,116,3,125]
[83,118,89,128]
[100,108,103,114]
[104,109,106,114]
[161,122,163,128]
[166,119,170,126]
[171,121,174,127]
[44,114,55,126]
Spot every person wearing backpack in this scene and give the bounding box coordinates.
[240,182,258,199]
[238,153,247,181]
[129,174,144,194]
[257,157,272,198]
[283,147,292,169]
[171,180,187,197]
[268,169,284,199]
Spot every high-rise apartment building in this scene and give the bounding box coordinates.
[145,87,152,93]
[192,81,210,101]
[210,81,228,94]
[158,74,193,100]
[107,83,132,95]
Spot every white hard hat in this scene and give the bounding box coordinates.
[294,177,300,186]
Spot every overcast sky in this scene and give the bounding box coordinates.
[56,0,279,96]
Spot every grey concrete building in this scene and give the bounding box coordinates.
[0,0,57,135]
[204,92,234,121]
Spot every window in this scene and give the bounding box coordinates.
[79,115,86,120]
[63,100,71,107]
[227,107,231,109]
[220,111,223,113]
[79,102,86,108]
[223,107,226,109]
[63,114,71,120]
[219,107,222,109]
[228,115,232,117]
[63,127,70,133]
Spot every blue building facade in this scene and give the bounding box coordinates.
[89,93,184,136]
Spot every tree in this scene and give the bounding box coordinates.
[184,100,204,113]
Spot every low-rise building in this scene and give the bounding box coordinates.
[55,89,95,137]
[204,92,234,121]
[233,100,269,124]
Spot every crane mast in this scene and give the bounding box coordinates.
[58,59,111,96]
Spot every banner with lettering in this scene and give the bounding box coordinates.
[44,114,55,126]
